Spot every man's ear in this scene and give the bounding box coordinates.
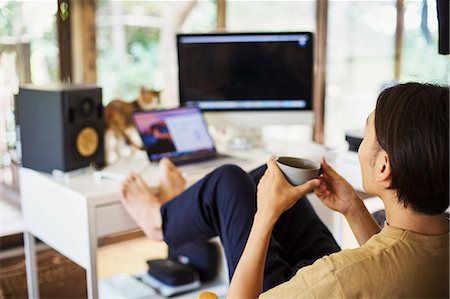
[375,152,391,184]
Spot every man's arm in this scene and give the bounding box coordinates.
[226,213,275,299]
[315,157,380,245]
[227,158,319,299]
[343,195,380,245]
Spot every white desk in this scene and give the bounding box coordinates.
[20,148,270,299]
[20,144,333,299]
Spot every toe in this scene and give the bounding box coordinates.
[120,185,128,202]
[121,178,130,190]
[135,174,149,189]
[124,174,134,185]
[130,173,139,181]
[160,158,176,171]
[138,174,147,185]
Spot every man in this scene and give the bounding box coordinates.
[121,82,449,298]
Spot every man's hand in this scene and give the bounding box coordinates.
[256,157,320,223]
[314,157,360,216]
[315,156,381,245]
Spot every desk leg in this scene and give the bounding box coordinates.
[86,208,99,299]
[23,231,40,299]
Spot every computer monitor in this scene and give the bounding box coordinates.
[176,32,315,146]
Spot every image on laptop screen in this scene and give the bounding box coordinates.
[132,107,215,161]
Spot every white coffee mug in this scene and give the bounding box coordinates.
[276,156,321,186]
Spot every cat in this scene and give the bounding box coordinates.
[104,86,160,163]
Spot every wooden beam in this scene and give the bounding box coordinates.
[394,0,404,81]
[313,0,328,144]
[57,0,72,82]
[71,0,97,83]
[217,0,226,32]
[17,43,32,84]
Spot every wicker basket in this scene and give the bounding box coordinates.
[0,248,87,299]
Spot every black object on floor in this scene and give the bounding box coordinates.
[147,259,199,287]
[169,241,218,282]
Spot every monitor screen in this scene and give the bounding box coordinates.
[177,32,313,111]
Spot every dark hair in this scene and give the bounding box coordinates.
[374,82,449,215]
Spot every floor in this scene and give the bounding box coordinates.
[1,191,168,281]
[97,236,168,279]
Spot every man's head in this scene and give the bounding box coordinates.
[358,82,449,215]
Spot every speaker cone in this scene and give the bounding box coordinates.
[76,126,99,157]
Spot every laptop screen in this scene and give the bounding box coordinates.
[132,107,216,161]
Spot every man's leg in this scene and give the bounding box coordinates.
[123,161,339,290]
[161,164,292,290]
[120,159,186,240]
[273,199,341,270]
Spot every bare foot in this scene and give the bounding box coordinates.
[120,173,163,240]
[159,158,186,203]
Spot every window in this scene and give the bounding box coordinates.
[401,0,448,84]
[0,0,58,187]
[227,0,315,32]
[325,1,397,147]
[96,0,217,106]
[1,1,59,84]
[96,1,162,104]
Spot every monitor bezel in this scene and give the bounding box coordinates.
[176,31,315,112]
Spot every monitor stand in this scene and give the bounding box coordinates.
[207,125,263,151]
[226,126,263,150]
[204,111,314,151]
[209,124,313,152]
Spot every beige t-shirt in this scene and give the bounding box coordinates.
[259,223,449,298]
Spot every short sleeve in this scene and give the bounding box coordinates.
[259,257,343,299]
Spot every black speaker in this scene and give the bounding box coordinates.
[17,84,105,173]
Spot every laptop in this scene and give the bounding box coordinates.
[94,107,255,181]
[131,107,249,167]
